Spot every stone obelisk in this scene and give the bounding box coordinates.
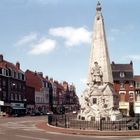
[78,2,121,121]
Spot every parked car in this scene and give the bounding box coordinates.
[72,111,77,114]
[46,111,53,115]
[127,120,139,130]
[30,111,41,116]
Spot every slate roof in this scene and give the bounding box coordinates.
[0,58,24,73]
[111,62,133,81]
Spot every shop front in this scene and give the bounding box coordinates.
[119,102,129,116]
[11,103,26,116]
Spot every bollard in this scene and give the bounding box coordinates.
[48,114,52,125]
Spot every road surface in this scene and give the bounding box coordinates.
[0,116,139,140]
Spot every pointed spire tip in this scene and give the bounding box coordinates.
[96,1,102,12]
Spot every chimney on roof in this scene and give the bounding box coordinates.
[50,78,53,82]
[16,62,20,70]
[112,61,115,65]
[38,72,43,77]
[130,60,133,65]
[0,54,3,62]
[54,80,58,84]
[34,71,37,75]
[46,76,49,80]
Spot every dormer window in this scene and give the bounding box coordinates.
[120,72,125,78]
[8,69,12,76]
[13,71,16,78]
[2,69,6,76]
[6,69,9,76]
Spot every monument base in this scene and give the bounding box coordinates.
[78,83,122,121]
[78,110,122,121]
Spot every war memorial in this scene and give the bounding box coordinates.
[47,2,140,134]
[78,1,121,122]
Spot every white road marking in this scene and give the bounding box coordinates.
[0,132,5,135]
[16,134,49,140]
[0,128,5,135]
[0,121,44,132]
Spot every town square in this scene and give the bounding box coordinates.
[0,0,140,140]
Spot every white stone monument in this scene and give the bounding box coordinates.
[78,2,121,121]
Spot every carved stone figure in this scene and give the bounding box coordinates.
[91,61,103,84]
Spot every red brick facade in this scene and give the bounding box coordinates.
[0,54,26,116]
[111,61,135,116]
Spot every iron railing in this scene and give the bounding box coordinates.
[48,114,140,131]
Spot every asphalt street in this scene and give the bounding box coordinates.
[0,116,140,140]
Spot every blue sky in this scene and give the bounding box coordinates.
[0,0,140,96]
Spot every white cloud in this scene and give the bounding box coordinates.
[29,38,56,55]
[15,32,38,46]
[125,55,140,61]
[49,26,91,47]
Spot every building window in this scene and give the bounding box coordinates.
[2,69,6,76]
[120,72,125,78]
[129,93,134,102]
[19,94,21,101]
[13,71,17,78]
[11,83,16,90]
[136,82,140,88]
[18,73,20,80]
[120,83,125,90]
[22,74,25,81]
[120,93,125,102]
[6,69,9,76]
[11,94,14,100]
[129,82,133,87]
[129,93,133,98]
[15,94,17,101]
[3,91,7,100]
[2,80,6,86]
[8,69,12,76]
[93,98,97,104]
[0,68,2,75]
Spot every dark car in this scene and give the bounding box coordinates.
[127,120,139,130]
[30,111,41,116]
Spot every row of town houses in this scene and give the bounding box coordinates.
[0,54,80,116]
[0,53,140,117]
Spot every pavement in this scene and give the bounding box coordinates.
[36,121,140,136]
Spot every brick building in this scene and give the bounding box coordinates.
[134,76,140,101]
[0,55,26,116]
[62,82,79,113]
[134,76,140,115]
[25,85,35,114]
[0,55,80,116]
[25,70,50,114]
[49,80,79,114]
[111,61,135,116]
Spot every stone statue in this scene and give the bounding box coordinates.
[91,61,103,84]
